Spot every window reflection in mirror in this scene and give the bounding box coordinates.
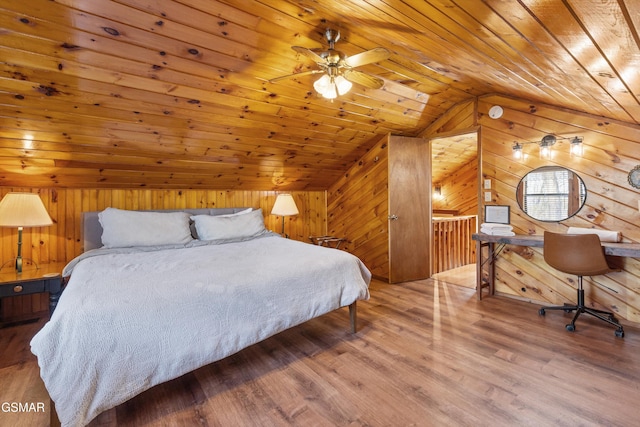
[516,166,587,222]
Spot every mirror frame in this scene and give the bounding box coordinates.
[516,166,587,222]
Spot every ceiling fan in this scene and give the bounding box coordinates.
[269,29,390,99]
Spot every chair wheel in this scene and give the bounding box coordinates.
[565,324,575,332]
[538,308,545,316]
[615,329,624,338]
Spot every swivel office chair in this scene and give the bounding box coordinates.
[538,231,624,337]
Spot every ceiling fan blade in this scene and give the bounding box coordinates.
[269,69,324,83]
[342,69,384,89]
[291,46,327,64]
[344,47,390,68]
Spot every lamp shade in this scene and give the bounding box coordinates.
[271,194,299,216]
[0,193,53,227]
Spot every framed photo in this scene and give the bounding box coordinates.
[485,205,510,224]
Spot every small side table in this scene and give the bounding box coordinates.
[0,262,66,326]
[309,235,346,249]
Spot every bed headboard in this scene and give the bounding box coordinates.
[82,208,251,252]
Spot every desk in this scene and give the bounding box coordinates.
[472,233,640,300]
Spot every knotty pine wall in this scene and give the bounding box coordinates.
[328,101,478,281]
[432,159,478,215]
[328,134,390,280]
[478,94,640,323]
[0,188,325,321]
[330,92,640,324]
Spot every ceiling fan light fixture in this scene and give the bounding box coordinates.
[313,74,332,93]
[324,85,338,99]
[273,28,389,97]
[314,74,351,99]
[335,75,352,95]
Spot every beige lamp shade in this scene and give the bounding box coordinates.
[271,194,299,216]
[0,192,53,227]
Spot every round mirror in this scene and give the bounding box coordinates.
[516,166,587,222]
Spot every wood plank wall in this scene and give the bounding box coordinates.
[327,135,390,280]
[432,159,478,215]
[8,93,640,323]
[328,101,478,281]
[478,94,640,323]
[0,188,325,320]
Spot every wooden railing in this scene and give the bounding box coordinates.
[432,215,477,274]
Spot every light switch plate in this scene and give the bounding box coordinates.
[484,191,492,202]
[484,179,491,189]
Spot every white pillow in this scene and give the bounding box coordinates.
[99,208,193,248]
[191,208,267,241]
[218,208,252,217]
[189,208,252,238]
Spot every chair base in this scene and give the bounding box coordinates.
[538,288,624,338]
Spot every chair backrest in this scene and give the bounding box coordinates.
[543,231,612,276]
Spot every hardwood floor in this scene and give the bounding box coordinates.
[430,263,476,289]
[2,275,640,427]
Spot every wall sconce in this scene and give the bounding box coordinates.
[539,134,556,159]
[570,136,584,157]
[512,142,523,160]
[433,184,442,199]
[512,134,583,160]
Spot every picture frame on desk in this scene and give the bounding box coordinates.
[484,205,510,224]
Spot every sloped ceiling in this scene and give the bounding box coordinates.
[1,0,639,189]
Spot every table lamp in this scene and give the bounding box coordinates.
[271,194,299,238]
[0,192,53,273]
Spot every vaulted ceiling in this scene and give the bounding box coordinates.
[1,0,639,189]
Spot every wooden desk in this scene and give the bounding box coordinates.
[472,233,640,300]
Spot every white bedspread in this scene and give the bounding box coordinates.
[31,235,370,426]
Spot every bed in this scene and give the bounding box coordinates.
[30,207,371,427]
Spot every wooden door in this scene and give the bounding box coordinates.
[388,135,432,283]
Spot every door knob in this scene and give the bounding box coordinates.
[388,215,398,220]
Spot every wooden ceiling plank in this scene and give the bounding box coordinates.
[453,0,609,110]
[0,108,374,154]
[2,1,418,124]
[562,0,640,118]
[320,0,547,95]
[0,136,355,170]
[0,56,408,137]
[487,0,639,123]
[0,33,415,133]
[0,148,351,174]
[0,0,637,189]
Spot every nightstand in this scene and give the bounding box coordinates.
[309,235,346,249]
[0,262,66,326]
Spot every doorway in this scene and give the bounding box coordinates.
[429,130,479,289]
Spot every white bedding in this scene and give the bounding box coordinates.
[31,234,370,426]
